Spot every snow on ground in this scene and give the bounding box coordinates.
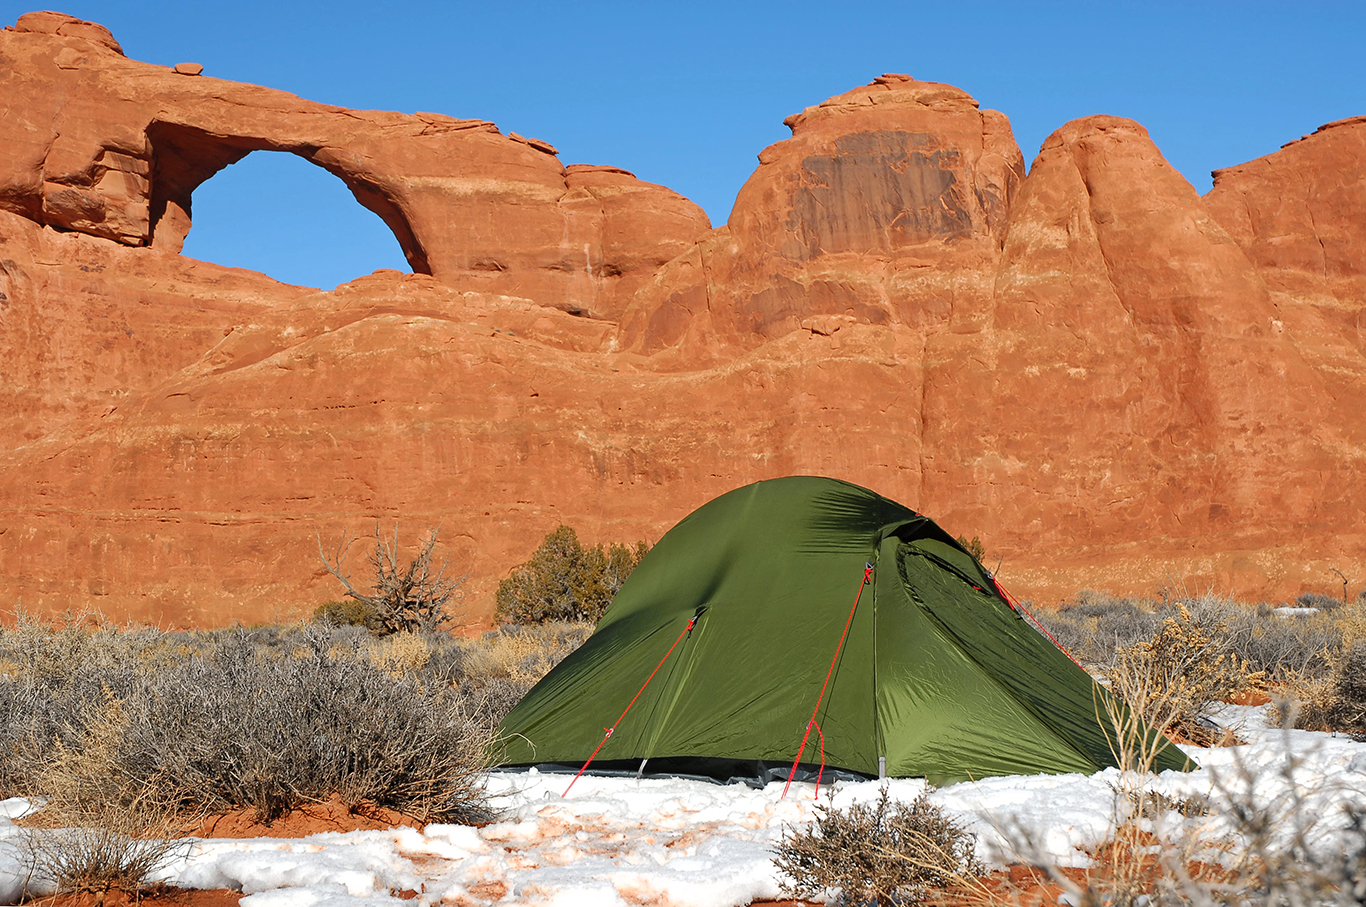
[2,706,1364,907]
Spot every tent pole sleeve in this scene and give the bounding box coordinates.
[782,562,874,799]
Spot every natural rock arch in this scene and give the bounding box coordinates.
[146,121,430,274]
[2,10,710,321]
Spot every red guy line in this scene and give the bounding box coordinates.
[563,615,697,797]
[990,575,1086,670]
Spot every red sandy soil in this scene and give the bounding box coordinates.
[182,795,424,839]
[1225,689,1273,706]
[24,887,243,907]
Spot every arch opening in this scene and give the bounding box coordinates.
[146,122,426,289]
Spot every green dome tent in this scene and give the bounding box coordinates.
[496,477,1192,785]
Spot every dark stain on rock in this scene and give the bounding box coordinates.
[784,131,972,260]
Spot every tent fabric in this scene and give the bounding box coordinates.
[495,476,1193,784]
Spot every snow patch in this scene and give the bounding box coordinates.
[0,708,1362,907]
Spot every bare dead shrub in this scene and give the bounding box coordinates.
[495,525,649,624]
[774,788,984,906]
[318,525,463,635]
[17,804,188,899]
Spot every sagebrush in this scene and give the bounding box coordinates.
[1107,602,1265,744]
[0,610,591,826]
[1038,591,1366,683]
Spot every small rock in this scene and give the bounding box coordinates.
[174,61,204,76]
[526,137,559,156]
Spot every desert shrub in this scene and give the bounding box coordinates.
[774,788,983,906]
[954,534,986,562]
[999,673,1366,907]
[1285,642,1366,740]
[319,525,463,635]
[1220,605,1342,680]
[495,525,649,624]
[0,617,493,824]
[1107,602,1264,744]
[313,597,378,629]
[1034,592,1163,669]
[0,610,598,821]
[1333,602,1366,650]
[17,804,188,898]
[1296,591,1343,611]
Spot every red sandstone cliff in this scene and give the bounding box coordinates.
[2,12,1364,625]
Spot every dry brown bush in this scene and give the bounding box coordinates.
[1278,642,1366,740]
[1107,603,1265,744]
[365,630,434,676]
[461,622,591,686]
[774,788,984,906]
[17,803,188,899]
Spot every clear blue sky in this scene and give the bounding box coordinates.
[17,1,1365,289]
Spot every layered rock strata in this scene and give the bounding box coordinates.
[2,13,1364,625]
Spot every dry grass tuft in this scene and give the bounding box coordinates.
[461,622,591,687]
[1277,642,1366,740]
[365,631,433,676]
